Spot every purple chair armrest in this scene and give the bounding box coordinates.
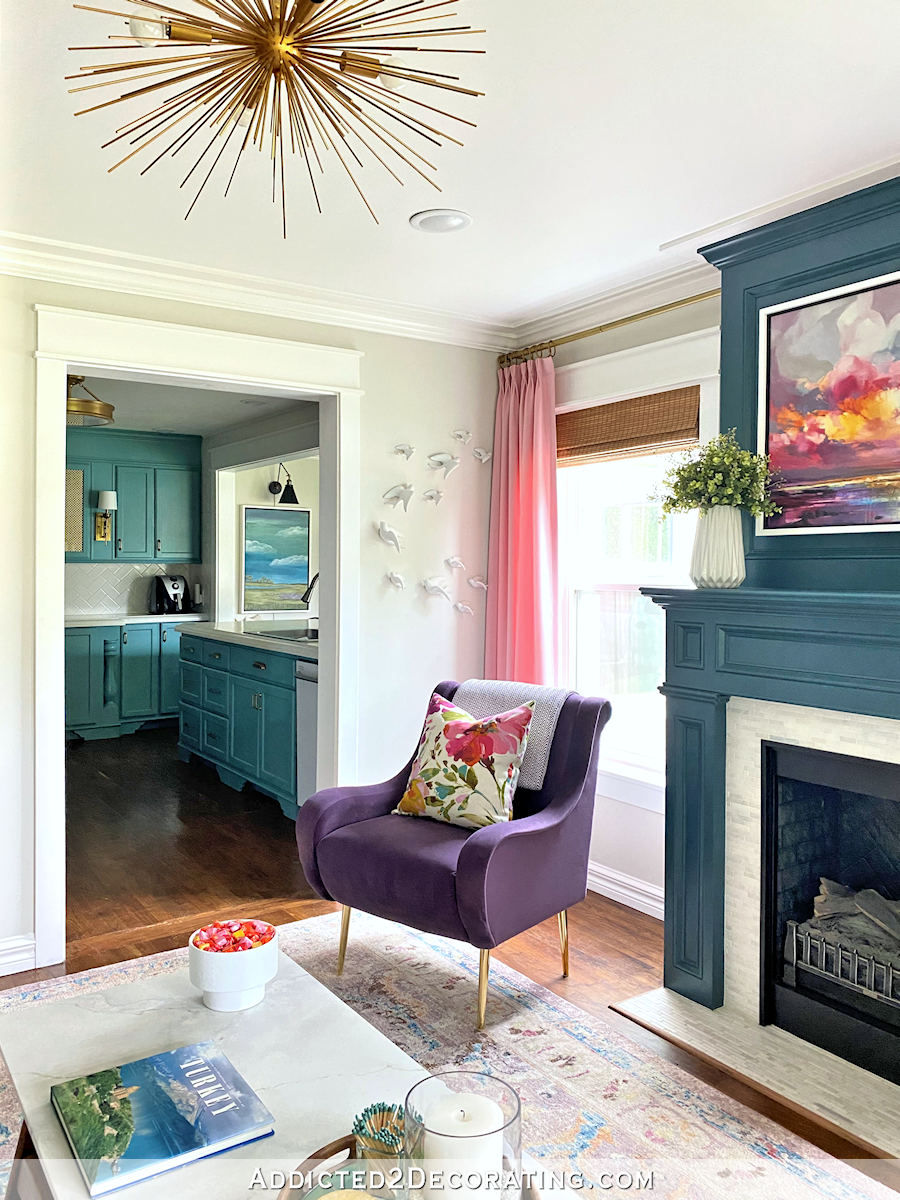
[454,790,592,948]
[296,765,409,900]
[296,679,462,901]
[455,695,610,948]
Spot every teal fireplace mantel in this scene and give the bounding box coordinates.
[641,586,900,1010]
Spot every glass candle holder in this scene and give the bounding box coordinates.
[404,1072,521,1200]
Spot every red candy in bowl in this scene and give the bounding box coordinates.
[188,918,279,1011]
[192,919,276,953]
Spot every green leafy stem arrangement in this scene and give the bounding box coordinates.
[659,430,781,518]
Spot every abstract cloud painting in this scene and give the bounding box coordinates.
[242,506,310,613]
[762,277,900,533]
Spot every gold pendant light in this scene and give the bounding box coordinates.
[68,0,485,235]
[67,376,115,427]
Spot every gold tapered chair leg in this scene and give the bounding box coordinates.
[477,949,491,1030]
[337,905,351,975]
[558,910,569,978]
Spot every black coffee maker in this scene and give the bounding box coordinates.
[149,575,195,615]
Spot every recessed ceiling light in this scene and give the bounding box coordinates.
[409,209,472,234]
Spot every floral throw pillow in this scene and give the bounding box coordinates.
[393,693,535,830]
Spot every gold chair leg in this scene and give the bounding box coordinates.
[337,905,351,975]
[558,910,569,978]
[477,949,491,1030]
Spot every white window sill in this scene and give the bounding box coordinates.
[595,760,665,814]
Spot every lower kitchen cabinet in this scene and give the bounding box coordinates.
[65,621,183,740]
[120,623,160,719]
[178,636,298,818]
[64,627,120,733]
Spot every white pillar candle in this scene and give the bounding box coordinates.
[423,1092,505,1200]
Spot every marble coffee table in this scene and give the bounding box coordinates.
[0,951,428,1199]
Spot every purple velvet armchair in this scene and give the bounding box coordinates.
[296,679,611,1027]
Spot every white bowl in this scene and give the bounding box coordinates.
[188,922,279,1011]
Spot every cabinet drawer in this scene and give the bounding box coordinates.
[180,661,202,704]
[180,636,203,663]
[202,668,229,715]
[179,702,202,749]
[202,641,230,670]
[202,711,229,761]
[230,644,295,688]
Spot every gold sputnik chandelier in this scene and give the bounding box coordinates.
[69,0,484,233]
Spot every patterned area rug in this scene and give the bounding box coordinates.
[0,911,892,1199]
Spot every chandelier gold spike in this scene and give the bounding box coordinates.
[70,0,485,234]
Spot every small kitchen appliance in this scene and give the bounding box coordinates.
[149,574,195,615]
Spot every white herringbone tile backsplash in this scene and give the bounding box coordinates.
[65,563,205,615]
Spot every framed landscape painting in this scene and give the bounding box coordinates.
[758,272,900,535]
[241,505,311,614]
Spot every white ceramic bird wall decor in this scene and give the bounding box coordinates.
[451,429,472,445]
[445,556,466,571]
[386,572,406,590]
[468,575,488,591]
[422,489,444,506]
[422,577,453,603]
[377,521,402,553]
[394,443,415,460]
[426,452,460,479]
[454,602,475,616]
[473,447,493,464]
[383,483,414,512]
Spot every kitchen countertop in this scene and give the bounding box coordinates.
[65,613,207,629]
[175,620,319,663]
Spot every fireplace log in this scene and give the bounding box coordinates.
[819,877,854,897]
[814,895,858,917]
[855,890,900,942]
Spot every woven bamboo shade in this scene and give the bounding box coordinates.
[557,386,700,466]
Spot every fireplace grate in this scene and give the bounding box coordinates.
[785,921,900,1010]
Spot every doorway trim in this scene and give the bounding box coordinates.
[35,305,362,968]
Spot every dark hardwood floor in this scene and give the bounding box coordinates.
[2,726,894,1190]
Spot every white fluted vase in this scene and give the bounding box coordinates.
[690,505,746,588]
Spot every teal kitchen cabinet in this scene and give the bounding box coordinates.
[178,637,298,818]
[159,623,182,715]
[65,429,201,564]
[66,620,189,739]
[155,468,201,561]
[64,627,120,734]
[120,623,160,718]
[228,677,263,778]
[258,683,296,797]
[115,466,155,561]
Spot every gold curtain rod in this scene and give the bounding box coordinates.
[498,288,721,368]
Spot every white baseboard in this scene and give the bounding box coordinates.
[0,935,37,977]
[587,862,664,922]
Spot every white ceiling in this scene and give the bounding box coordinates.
[4,0,900,327]
[80,376,320,436]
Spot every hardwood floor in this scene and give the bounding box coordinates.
[2,726,894,1191]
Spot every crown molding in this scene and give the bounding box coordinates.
[0,231,517,354]
[508,261,722,347]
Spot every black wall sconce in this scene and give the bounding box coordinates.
[268,463,299,505]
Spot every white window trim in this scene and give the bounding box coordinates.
[556,326,720,811]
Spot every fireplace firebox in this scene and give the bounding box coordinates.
[761,742,900,1084]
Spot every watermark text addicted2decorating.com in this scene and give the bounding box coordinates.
[247,1167,656,1192]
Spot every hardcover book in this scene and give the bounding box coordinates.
[50,1041,274,1196]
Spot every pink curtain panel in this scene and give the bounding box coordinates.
[485,357,559,684]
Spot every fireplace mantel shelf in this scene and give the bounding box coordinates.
[641,586,900,619]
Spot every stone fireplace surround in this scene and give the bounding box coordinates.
[619,588,900,1158]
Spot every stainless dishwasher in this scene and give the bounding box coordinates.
[295,658,319,805]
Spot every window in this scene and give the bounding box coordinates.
[557,451,696,783]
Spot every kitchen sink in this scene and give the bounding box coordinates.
[252,629,317,643]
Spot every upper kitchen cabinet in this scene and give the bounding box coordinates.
[66,429,201,564]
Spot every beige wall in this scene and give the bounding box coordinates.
[561,299,722,908]
[0,273,496,952]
